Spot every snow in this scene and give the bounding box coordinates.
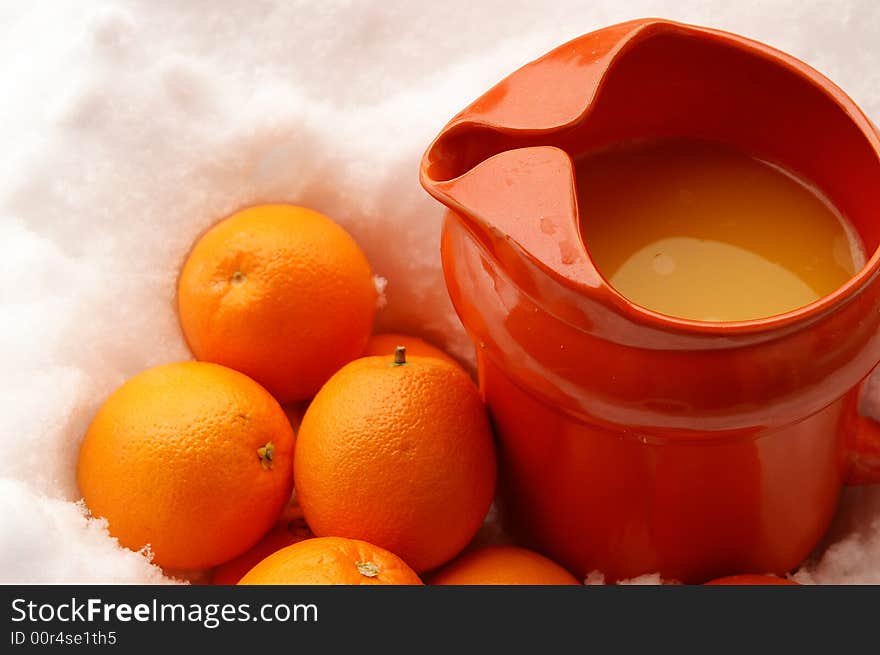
[1,0,879,584]
[0,478,169,584]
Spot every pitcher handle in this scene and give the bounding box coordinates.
[845,373,880,485]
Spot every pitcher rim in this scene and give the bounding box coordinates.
[420,18,880,336]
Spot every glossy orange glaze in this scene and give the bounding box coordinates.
[705,574,800,585]
[421,19,880,583]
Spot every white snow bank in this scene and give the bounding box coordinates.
[0,478,171,584]
[1,0,878,583]
[795,486,880,584]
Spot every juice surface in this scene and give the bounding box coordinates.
[576,138,864,322]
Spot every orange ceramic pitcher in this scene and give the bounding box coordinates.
[420,19,880,583]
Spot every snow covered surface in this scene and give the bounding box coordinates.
[2,0,879,584]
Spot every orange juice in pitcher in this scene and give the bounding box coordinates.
[577,137,864,322]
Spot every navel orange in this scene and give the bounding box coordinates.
[177,204,376,403]
[430,545,581,585]
[238,537,422,585]
[294,346,496,572]
[213,513,313,585]
[76,361,295,569]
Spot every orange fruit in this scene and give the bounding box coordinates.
[294,346,497,572]
[238,537,422,585]
[364,333,459,367]
[430,545,581,585]
[76,361,295,569]
[704,574,799,585]
[213,514,313,585]
[177,204,376,403]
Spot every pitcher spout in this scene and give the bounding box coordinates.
[422,145,602,297]
[418,20,660,312]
